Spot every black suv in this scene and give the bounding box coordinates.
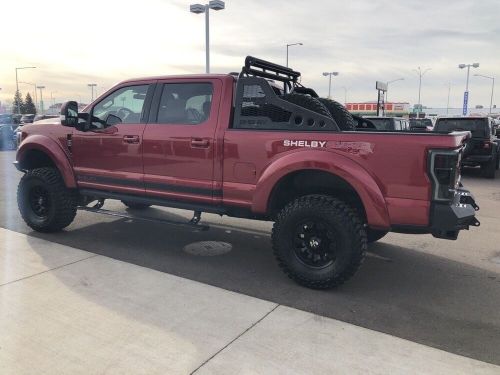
[0,115,17,150]
[409,118,433,131]
[363,116,409,131]
[434,117,499,178]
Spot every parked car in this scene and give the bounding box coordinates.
[14,56,479,289]
[434,116,499,178]
[20,114,35,124]
[409,118,433,131]
[33,114,59,122]
[363,116,410,131]
[0,123,16,150]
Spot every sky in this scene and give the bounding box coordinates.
[1,0,499,109]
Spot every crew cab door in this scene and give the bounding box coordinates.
[142,79,221,204]
[71,82,155,195]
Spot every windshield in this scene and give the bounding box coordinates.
[434,118,488,138]
[364,118,394,130]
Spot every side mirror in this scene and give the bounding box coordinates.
[60,101,79,127]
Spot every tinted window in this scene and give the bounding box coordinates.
[365,118,395,131]
[156,83,213,125]
[92,85,149,127]
[434,118,489,138]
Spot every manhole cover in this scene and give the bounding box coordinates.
[183,241,232,256]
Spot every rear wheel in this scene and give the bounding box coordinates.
[122,201,151,210]
[317,98,355,131]
[17,168,77,232]
[272,195,367,289]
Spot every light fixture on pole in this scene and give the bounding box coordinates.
[385,78,404,103]
[190,0,225,74]
[412,67,431,118]
[87,83,97,102]
[286,42,302,68]
[19,81,38,111]
[458,63,479,116]
[36,86,46,114]
[322,72,339,99]
[474,73,494,115]
[15,66,36,114]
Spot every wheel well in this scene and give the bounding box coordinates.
[267,170,367,221]
[19,149,56,170]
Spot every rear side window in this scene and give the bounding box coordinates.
[156,83,213,125]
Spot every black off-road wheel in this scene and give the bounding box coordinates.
[367,229,388,243]
[272,195,367,289]
[281,93,332,118]
[481,154,496,179]
[17,167,77,232]
[122,201,151,210]
[318,98,356,131]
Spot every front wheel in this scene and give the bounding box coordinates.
[272,195,367,289]
[17,168,77,232]
[367,229,388,243]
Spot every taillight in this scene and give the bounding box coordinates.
[428,149,461,201]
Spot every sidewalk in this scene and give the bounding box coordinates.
[0,227,498,375]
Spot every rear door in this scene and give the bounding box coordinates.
[142,79,222,204]
[72,82,155,195]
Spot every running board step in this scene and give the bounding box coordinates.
[78,207,210,231]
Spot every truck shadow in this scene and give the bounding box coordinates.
[27,210,500,366]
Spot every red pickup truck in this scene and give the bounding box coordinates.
[14,57,479,288]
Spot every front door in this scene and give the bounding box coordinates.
[72,82,154,195]
[142,79,221,204]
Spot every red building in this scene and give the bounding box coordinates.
[346,101,410,116]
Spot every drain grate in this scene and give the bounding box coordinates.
[183,241,232,256]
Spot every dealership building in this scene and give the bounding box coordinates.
[346,101,410,116]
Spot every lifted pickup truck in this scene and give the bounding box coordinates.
[14,57,480,289]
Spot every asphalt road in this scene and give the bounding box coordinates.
[1,150,499,365]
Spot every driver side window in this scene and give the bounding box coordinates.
[92,85,149,128]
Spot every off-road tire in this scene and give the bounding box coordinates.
[272,195,367,289]
[318,98,356,131]
[280,93,332,118]
[122,201,151,210]
[367,229,388,243]
[17,167,77,232]
[481,154,496,179]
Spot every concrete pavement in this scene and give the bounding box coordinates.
[1,227,499,375]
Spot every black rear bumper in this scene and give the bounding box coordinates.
[430,188,480,240]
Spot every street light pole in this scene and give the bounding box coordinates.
[36,86,46,114]
[190,1,225,74]
[385,78,404,103]
[87,83,97,102]
[474,74,495,115]
[458,63,479,116]
[15,66,36,114]
[413,67,431,118]
[286,42,303,68]
[322,72,339,99]
[340,86,348,105]
[446,82,451,115]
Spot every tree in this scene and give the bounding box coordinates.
[24,93,37,115]
[12,90,24,114]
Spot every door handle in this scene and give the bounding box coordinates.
[123,135,140,144]
[190,138,210,148]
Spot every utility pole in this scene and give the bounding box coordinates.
[413,67,431,118]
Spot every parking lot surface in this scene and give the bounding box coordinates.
[1,150,499,370]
